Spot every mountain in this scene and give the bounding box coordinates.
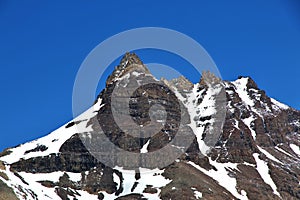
[0,52,299,200]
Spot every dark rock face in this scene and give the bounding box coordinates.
[160,162,237,200]
[0,179,18,200]
[0,53,299,199]
[24,145,48,154]
[115,193,147,200]
[98,78,182,153]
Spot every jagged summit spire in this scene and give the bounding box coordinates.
[119,52,143,68]
[237,76,258,89]
[199,71,221,86]
[106,52,149,85]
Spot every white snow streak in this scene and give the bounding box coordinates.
[243,116,256,140]
[253,153,280,197]
[174,83,221,155]
[271,98,289,110]
[0,99,103,164]
[275,146,294,158]
[232,77,254,107]
[188,159,248,200]
[140,139,150,153]
[290,144,300,156]
[257,146,283,164]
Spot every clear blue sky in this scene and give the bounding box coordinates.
[0,0,299,151]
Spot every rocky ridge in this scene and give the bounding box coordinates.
[0,53,299,200]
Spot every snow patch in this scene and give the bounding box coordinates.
[103,167,171,200]
[113,172,120,190]
[191,187,203,199]
[1,167,62,200]
[232,77,254,107]
[140,139,150,153]
[174,83,222,155]
[271,98,289,110]
[194,191,202,199]
[290,144,300,156]
[232,78,264,117]
[253,153,280,197]
[243,115,256,140]
[188,158,248,200]
[275,146,294,158]
[0,99,103,164]
[241,190,247,198]
[257,146,283,164]
[75,190,99,200]
[132,71,142,77]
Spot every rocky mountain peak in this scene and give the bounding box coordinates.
[167,75,194,91]
[106,52,150,85]
[199,70,221,87]
[237,76,258,89]
[0,52,299,200]
[120,52,143,67]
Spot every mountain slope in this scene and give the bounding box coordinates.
[0,53,299,200]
